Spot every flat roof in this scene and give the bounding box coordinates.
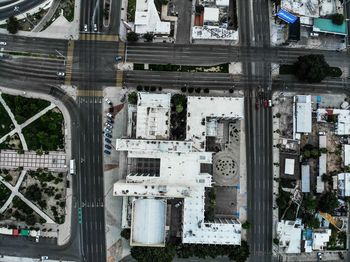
[204,7,219,22]
[131,199,166,246]
[317,109,350,135]
[136,93,171,140]
[116,139,193,153]
[216,0,229,6]
[134,0,171,34]
[285,158,295,175]
[276,220,302,254]
[301,165,310,193]
[313,18,347,36]
[186,96,244,151]
[344,144,350,166]
[281,0,319,17]
[337,173,350,197]
[295,95,312,133]
[192,26,237,40]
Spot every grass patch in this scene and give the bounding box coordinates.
[0,102,13,138]
[134,63,229,73]
[127,0,136,21]
[1,94,51,124]
[23,109,64,151]
[0,133,22,150]
[0,183,11,206]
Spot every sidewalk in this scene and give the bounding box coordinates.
[0,85,74,246]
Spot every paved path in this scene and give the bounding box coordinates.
[32,0,62,32]
[0,169,55,223]
[0,150,67,171]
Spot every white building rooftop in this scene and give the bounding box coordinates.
[136,93,171,140]
[216,0,230,6]
[312,229,331,250]
[281,0,319,18]
[301,165,310,193]
[285,158,295,175]
[114,136,241,245]
[192,26,238,40]
[293,95,312,139]
[337,173,350,197]
[134,0,171,34]
[276,220,302,254]
[204,7,219,22]
[186,96,244,151]
[131,199,166,246]
[116,139,193,153]
[344,144,350,166]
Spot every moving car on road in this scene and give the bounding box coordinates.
[84,24,88,32]
[93,24,97,32]
[0,42,6,46]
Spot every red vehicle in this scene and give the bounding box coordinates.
[255,101,259,110]
[263,99,269,108]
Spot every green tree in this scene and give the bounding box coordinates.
[127,31,139,42]
[242,221,251,229]
[320,148,328,154]
[331,13,344,25]
[120,228,131,240]
[294,55,330,83]
[25,214,37,225]
[275,112,281,118]
[6,16,20,34]
[143,32,155,42]
[131,245,176,262]
[228,240,250,262]
[273,238,279,245]
[303,194,318,213]
[318,192,338,214]
[4,174,12,182]
[303,150,311,158]
[128,92,138,105]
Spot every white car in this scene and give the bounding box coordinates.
[104,127,112,133]
[41,256,48,260]
[106,113,113,118]
[105,98,112,105]
[57,72,65,77]
[0,42,6,46]
[104,122,113,129]
[93,24,97,32]
[84,24,88,32]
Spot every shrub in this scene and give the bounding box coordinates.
[331,13,344,25]
[127,31,139,42]
[128,92,138,105]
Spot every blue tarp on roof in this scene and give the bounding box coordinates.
[277,9,298,24]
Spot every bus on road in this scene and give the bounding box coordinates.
[70,159,76,175]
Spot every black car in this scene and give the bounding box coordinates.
[105,144,112,150]
[104,133,112,139]
[105,138,112,144]
[104,150,111,155]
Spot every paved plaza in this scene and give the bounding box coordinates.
[0,150,67,171]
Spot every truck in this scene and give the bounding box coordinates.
[70,159,76,175]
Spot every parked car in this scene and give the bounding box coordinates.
[107,118,114,124]
[0,42,7,46]
[104,133,112,139]
[57,72,65,77]
[83,24,88,32]
[116,56,122,62]
[105,138,112,144]
[106,113,113,118]
[41,256,49,260]
[104,127,112,133]
[104,150,111,155]
[317,252,322,260]
[105,144,112,150]
[263,99,268,108]
[105,98,113,106]
[338,252,344,260]
[175,201,183,208]
[93,24,97,32]
[104,122,113,129]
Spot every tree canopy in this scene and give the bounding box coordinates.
[131,245,176,262]
[6,16,20,34]
[317,191,338,214]
[127,31,139,42]
[294,55,330,83]
[331,13,344,25]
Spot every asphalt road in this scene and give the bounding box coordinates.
[0,0,47,20]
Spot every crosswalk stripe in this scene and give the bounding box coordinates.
[77,90,103,97]
[79,34,119,42]
[64,40,75,85]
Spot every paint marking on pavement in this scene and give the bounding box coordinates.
[116,71,124,89]
[79,34,119,42]
[77,90,103,97]
[65,40,75,86]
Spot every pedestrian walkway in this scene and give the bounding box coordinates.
[0,170,55,223]
[64,40,75,86]
[79,34,119,41]
[77,89,103,97]
[0,150,67,171]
